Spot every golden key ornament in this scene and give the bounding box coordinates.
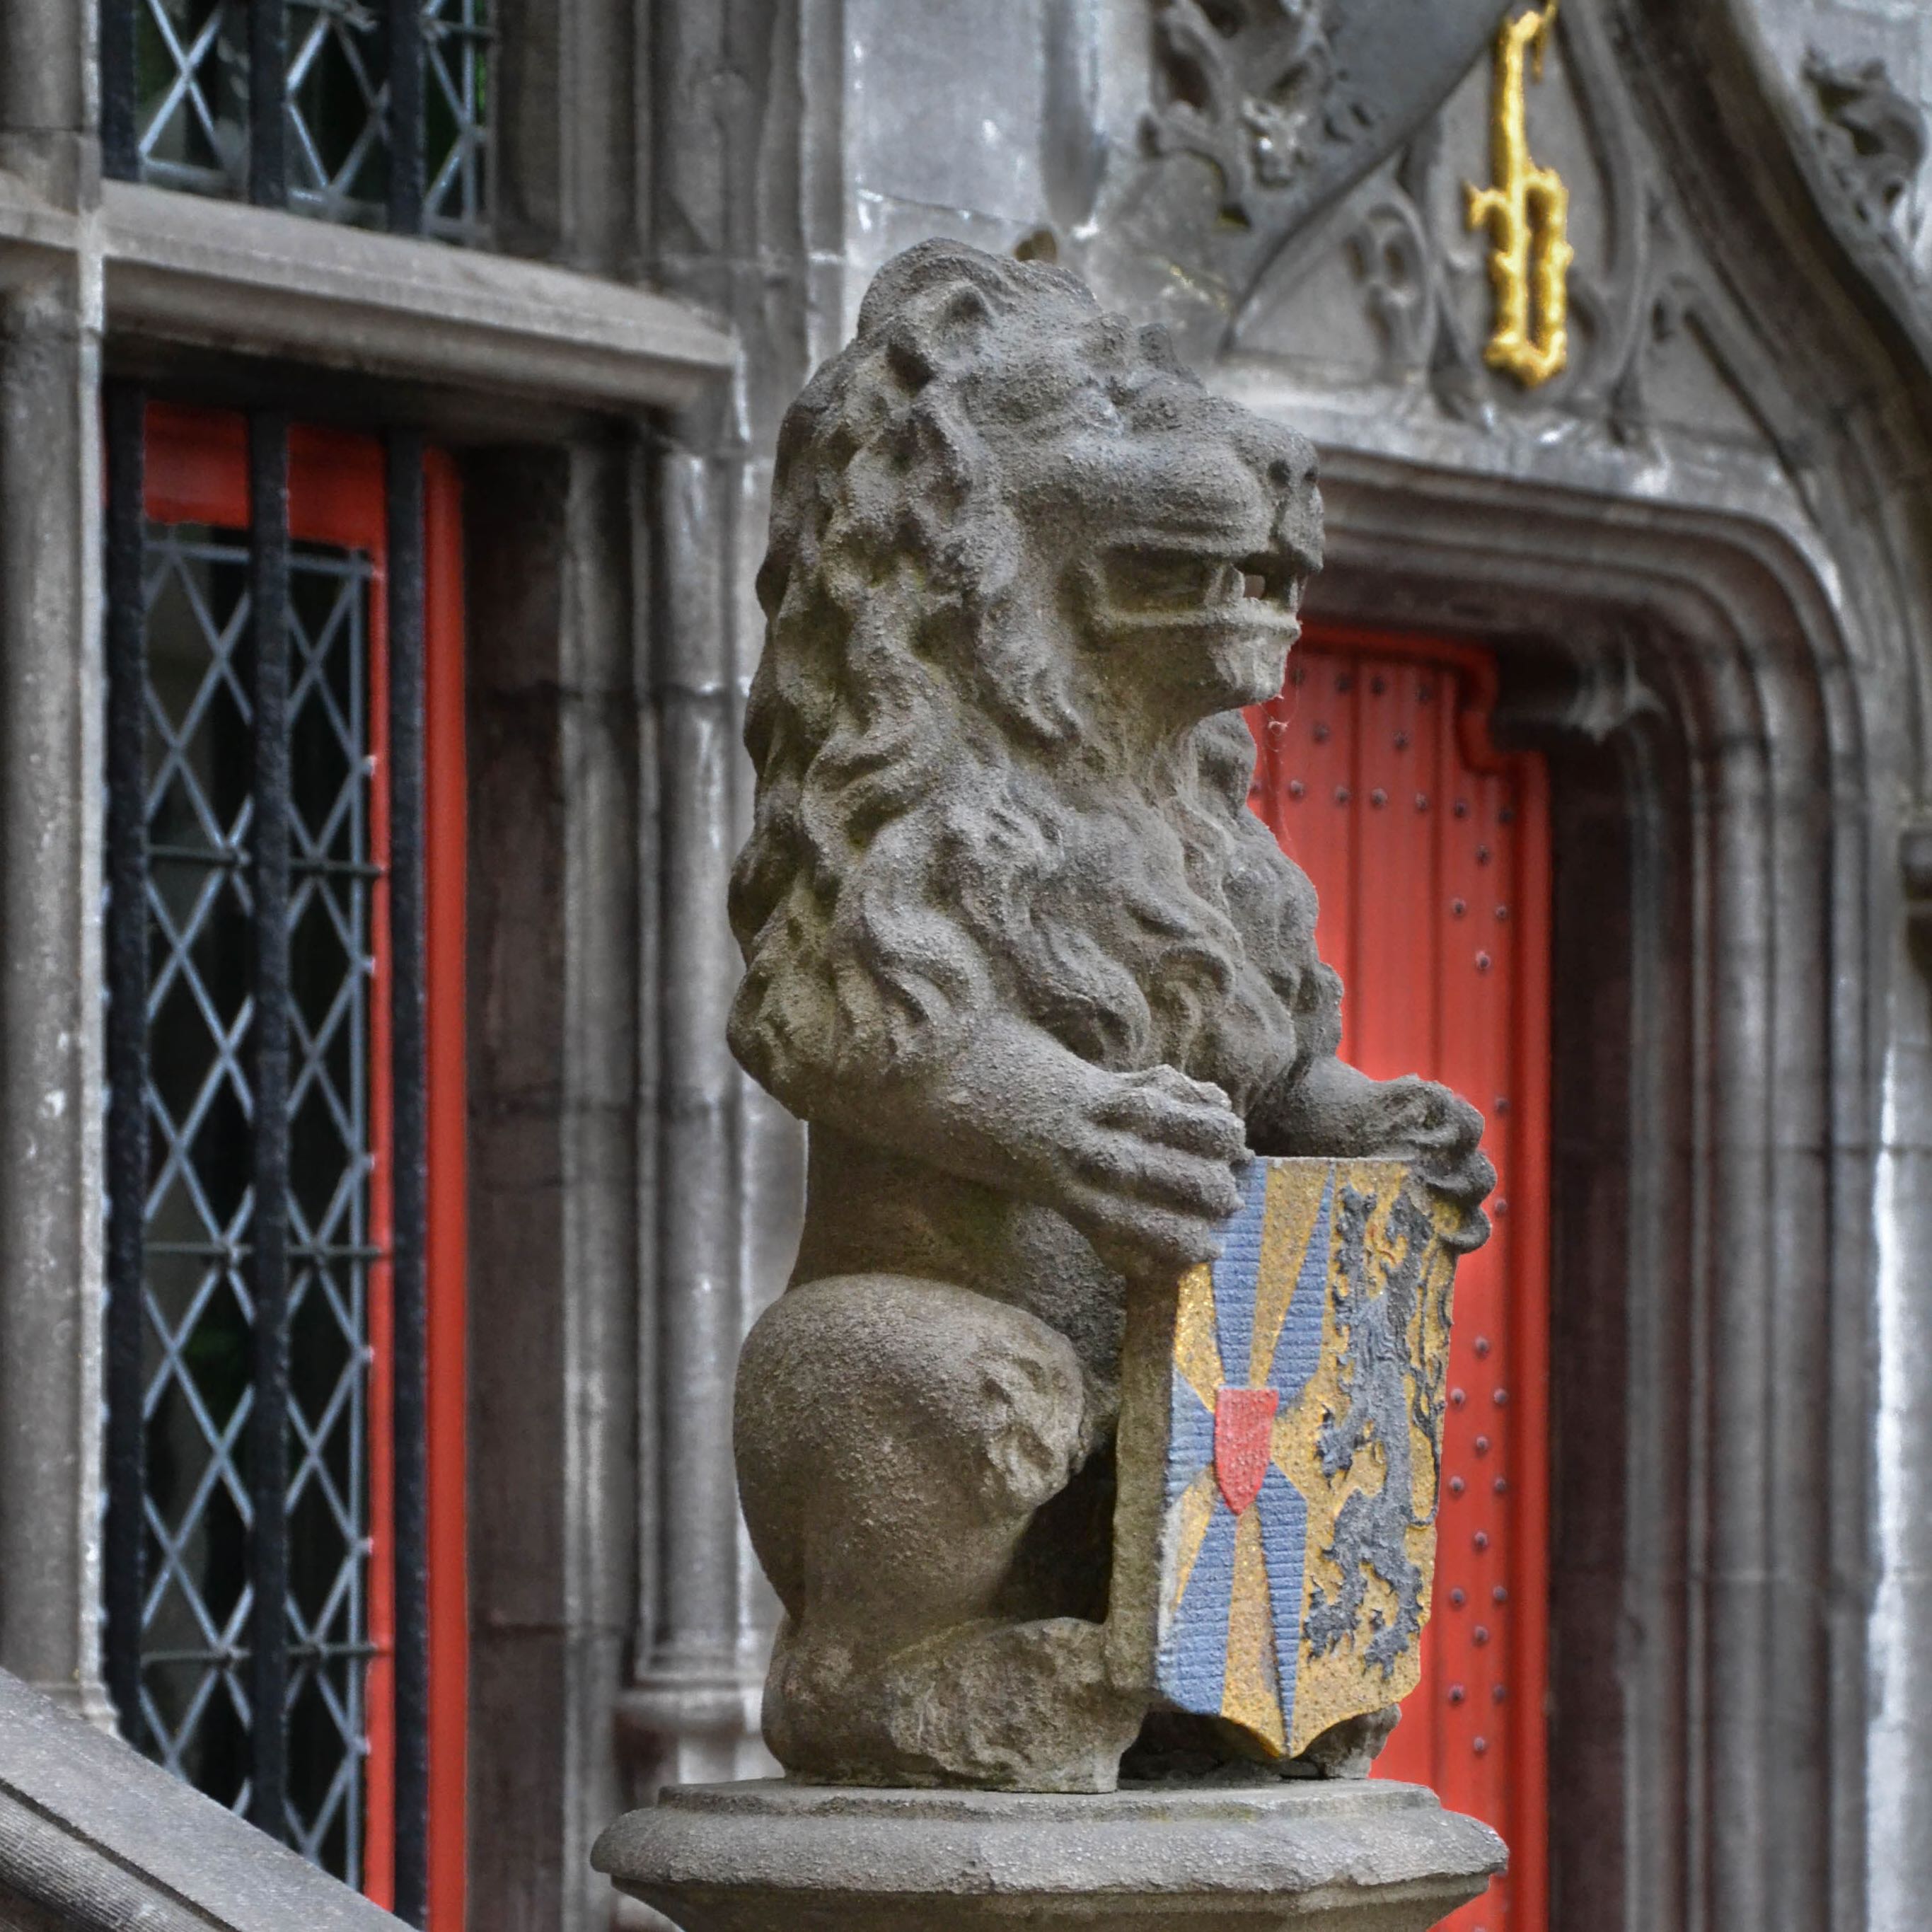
[1466,0,1573,388]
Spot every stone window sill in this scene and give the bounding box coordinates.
[0,176,734,414]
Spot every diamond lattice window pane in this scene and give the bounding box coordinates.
[127,519,379,1890]
[424,0,492,241]
[125,0,494,243]
[287,1,391,224]
[134,0,247,197]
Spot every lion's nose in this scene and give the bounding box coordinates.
[1250,426,1321,578]
[1236,417,1317,510]
[1257,428,1317,501]
[1273,482,1323,578]
[1227,414,1314,490]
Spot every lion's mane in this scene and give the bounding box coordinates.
[727,241,1336,1114]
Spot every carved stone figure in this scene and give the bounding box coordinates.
[728,239,1493,1793]
[1805,51,1929,260]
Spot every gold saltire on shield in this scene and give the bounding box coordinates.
[1466,0,1573,388]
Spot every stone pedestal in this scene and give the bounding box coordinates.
[592,1778,1505,1931]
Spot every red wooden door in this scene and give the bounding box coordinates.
[1246,627,1550,1932]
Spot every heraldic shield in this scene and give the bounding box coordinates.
[1112,1157,1462,1762]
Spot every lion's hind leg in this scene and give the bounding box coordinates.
[734,1273,1144,1791]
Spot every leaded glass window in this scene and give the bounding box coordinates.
[104,0,493,244]
[103,400,467,1928]
[133,519,378,1878]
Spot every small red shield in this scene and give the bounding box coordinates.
[1213,1385,1280,1515]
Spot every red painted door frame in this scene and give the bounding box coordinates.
[1246,625,1551,1932]
[141,405,468,1926]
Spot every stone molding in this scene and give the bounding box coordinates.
[1306,444,1876,1932]
[595,1778,1505,1932]
[0,175,734,413]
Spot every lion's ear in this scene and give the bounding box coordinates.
[886,285,997,391]
[1137,323,1184,371]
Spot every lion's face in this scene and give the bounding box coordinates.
[981,331,1324,728]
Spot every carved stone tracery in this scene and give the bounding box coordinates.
[1803,51,1928,275]
[1195,3,1777,459]
[1121,0,1512,352]
[1143,0,1341,226]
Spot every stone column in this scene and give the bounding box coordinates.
[465,443,644,1931]
[623,415,766,1784]
[0,0,110,1724]
[621,0,833,1793]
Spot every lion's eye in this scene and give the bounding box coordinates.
[1243,572,1267,600]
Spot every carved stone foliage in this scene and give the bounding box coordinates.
[1122,0,1510,339]
[1143,0,1341,225]
[1803,50,1928,275]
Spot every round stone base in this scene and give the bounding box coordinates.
[592,1778,1505,1931]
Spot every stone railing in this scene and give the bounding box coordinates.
[0,1670,403,1932]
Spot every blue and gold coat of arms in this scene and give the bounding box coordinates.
[1111,1157,1460,1761]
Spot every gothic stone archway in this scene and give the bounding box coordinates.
[1309,454,1875,1932]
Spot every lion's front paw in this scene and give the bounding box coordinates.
[1297,1703,1401,1779]
[1055,1063,1249,1280]
[1373,1075,1494,1251]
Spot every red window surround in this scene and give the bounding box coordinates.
[1246,626,1551,1932]
[142,405,469,1924]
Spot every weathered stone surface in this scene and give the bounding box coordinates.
[0,1669,403,1932]
[724,238,1493,1793]
[593,1776,1505,1931]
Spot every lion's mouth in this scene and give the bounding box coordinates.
[1099,544,1304,632]
[1239,555,1302,618]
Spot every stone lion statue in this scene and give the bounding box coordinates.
[729,239,1492,1792]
